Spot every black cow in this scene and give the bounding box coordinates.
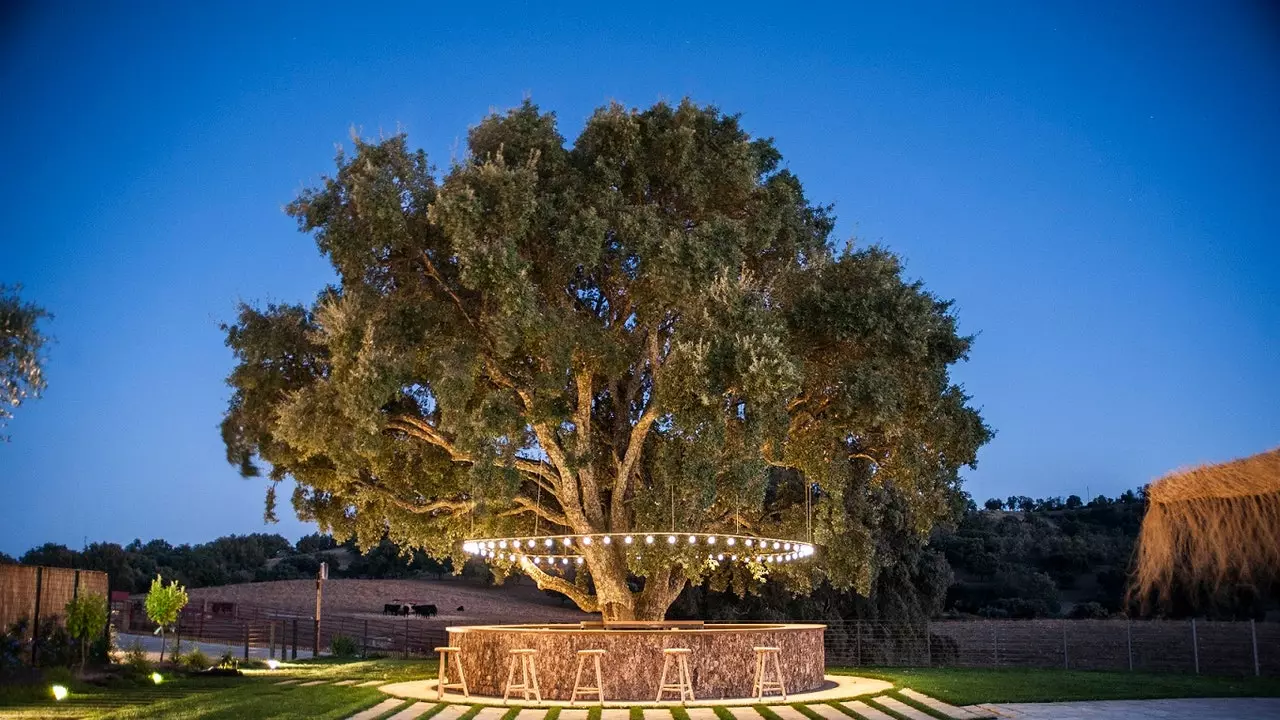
[412,604,438,617]
[456,605,465,612]
[384,603,409,615]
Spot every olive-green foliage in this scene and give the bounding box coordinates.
[221,99,990,617]
[330,634,359,658]
[65,593,108,671]
[144,575,188,662]
[178,648,211,671]
[0,284,52,439]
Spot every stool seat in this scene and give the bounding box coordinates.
[510,648,538,655]
[663,647,692,654]
[752,646,780,652]
[435,646,461,652]
[577,648,608,655]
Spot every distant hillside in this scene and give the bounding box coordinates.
[186,576,590,624]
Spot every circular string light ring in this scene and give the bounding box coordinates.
[461,532,816,565]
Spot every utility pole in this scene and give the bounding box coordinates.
[314,562,327,657]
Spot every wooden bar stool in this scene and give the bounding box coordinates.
[570,649,607,705]
[433,646,469,700]
[656,647,695,703]
[502,648,542,704]
[751,646,786,701]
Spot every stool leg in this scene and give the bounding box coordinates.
[773,652,786,701]
[680,655,694,702]
[594,654,605,704]
[520,655,530,701]
[503,655,517,703]
[529,656,542,703]
[437,652,447,701]
[571,655,586,705]
[753,652,762,699]
[656,655,670,702]
[456,653,469,698]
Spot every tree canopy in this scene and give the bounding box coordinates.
[221,99,990,620]
[1,284,51,440]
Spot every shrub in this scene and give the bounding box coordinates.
[122,639,151,676]
[180,648,211,671]
[65,594,109,672]
[330,634,358,658]
[34,620,76,668]
[218,649,238,670]
[1,619,30,672]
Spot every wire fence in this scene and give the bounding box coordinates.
[122,604,1280,677]
[824,619,1279,676]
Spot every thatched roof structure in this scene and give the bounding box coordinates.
[1132,447,1280,608]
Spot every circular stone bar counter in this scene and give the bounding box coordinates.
[447,623,825,701]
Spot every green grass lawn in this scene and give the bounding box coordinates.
[4,659,1280,718]
[833,666,1280,706]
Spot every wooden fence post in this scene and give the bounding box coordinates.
[1191,619,1200,674]
[1062,620,1069,670]
[291,619,298,660]
[243,621,250,660]
[30,567,43,667]
[363,620,369,659]
[1127,618,1133,671]
[925,621,932,667]
[1251,619,1260,677]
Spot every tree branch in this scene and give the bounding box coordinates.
[421,250,474,327]
[610,330,664,530]
[499,496,570,527]
[518,557,599,613]
[575,367,604,526]
[386,414,559,485]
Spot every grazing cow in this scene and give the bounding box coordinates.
[383,603,400,615]
[412,604,438,617]
[456,605,464,612]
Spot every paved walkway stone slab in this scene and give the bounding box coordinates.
[334,680,360,686]
[357,679,385,686]
[839,700,895,720]
[387,702,440,720]
[643,709,673,720]
[348,698,408,720]
[559,709,590,720]
[686,708,719,720]
[298,679,328,686]
[274,679,301,685]
[804,703,853,720]
[723,707,765,720]
[984,698,1280,719]
[431,705,470,720]
[766,706,808,720]
[515,709,550,720]
[600,709,630,720]
[473,707,507,720]
[869,696,933,720]
[900,689,990,719]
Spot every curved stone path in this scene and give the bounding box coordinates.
[269,678,1280,720]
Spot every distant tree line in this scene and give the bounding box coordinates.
[4,488,1273,621]
[1,533,451,594]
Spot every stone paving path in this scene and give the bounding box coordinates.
[978,697,1280,719]
[266,678,1279,720]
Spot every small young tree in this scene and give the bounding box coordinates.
[144,575,188,662]
[64,593,109,672]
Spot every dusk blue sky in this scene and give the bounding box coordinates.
[2,2,1277,556]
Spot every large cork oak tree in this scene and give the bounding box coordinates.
[221,100,989,621]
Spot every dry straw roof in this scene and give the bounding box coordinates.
[1132,447,1280,608]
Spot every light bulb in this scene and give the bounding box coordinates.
[745,539,754,547]
[667,535,677,544]
[717,553,725,561]
[708,536,716,545]
[563,537,572,545]
[645,535,655,544]
[545,539,553,547]
[533,556,540,564]
[583,536,593,545]
[687,535,697,544]
[576,556,584,564]
[603,535,612,544]
[773,542,780,549]
[624,536,633,545]
[726,537,736,546]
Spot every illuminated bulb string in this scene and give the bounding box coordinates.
[461,532,816,566]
